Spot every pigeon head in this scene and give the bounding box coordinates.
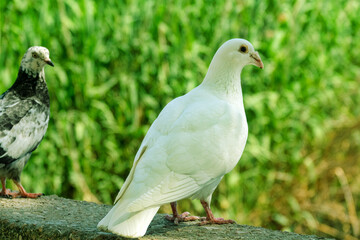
[202,39,263,93]
[20,46,54,77]
[215,38,264,70]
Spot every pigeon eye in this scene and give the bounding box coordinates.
[32,52,38,58]
[238,45,248,54]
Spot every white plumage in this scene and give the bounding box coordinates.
[98,38,263,238]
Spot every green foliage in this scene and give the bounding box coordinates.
[1,0,359,239]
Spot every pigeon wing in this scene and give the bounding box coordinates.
[115,89,241,211]
[0,92,49,164]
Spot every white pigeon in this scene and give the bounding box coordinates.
[98,38,264,238]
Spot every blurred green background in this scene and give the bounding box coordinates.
[1,0,359,239]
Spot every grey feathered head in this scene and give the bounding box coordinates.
[20,46,54,77]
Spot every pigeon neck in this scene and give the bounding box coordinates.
[11,68,49,106]
[201,60,244,102]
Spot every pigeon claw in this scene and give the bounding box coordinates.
[199,218,236,225]
[199,200,236,226]
[12,181,43,198]
[0,189,14,198]
[0,190,43,198]
[165,212,204,225]
[19,192,43,198]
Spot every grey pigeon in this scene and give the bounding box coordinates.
[0,46,54,198]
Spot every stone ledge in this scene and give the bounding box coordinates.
[0,195,334,240]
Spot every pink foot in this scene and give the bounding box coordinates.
[199,217,236,225]
[0,178,14,198]
[199,200,236,225]
[165,211,204,224]
[18,192,43,198]
[0,189,42,198]
[165,202,205,224]
[0,188,15,198]
[13,180,43,198]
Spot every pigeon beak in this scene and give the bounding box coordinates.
[250,52,264,69]
[44,58,54,67]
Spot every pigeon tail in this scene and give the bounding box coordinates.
[97,200,159,238]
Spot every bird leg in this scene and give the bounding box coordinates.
[0,177,14,198]
[165,201,203,224]
[12,180,43,198]
[199,200,236,225]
